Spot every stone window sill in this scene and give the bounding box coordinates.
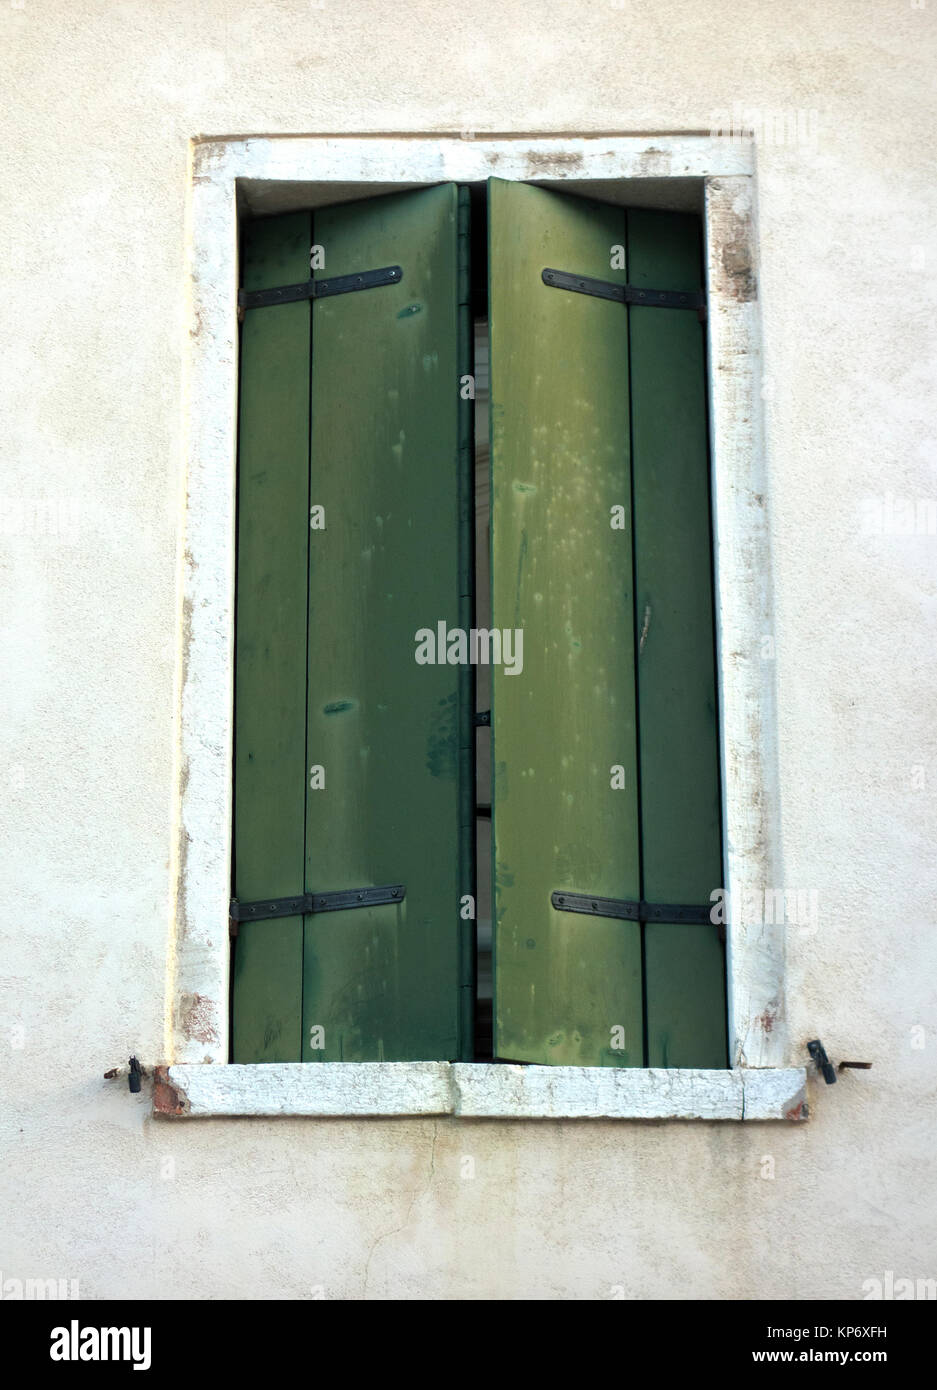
[154,1063,808,1121]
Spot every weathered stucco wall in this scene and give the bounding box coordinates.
[1,0,935,1299]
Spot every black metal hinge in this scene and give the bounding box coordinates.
[230,883,406,923]
[542,267,705,312]
[238,264,403,311]
[551,890,713,924]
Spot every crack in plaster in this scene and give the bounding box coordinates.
[362,1119,439,1297]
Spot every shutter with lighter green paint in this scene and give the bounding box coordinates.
[488,177,643,1066]
[628,208,727,1068]
[489,179,726,1067]
[233,186,473,1063]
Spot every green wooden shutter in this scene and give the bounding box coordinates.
[628,209,727,1068]
[233,185,473,1063]
[488,178,726,1067]
[232,212,311,1063]
[488,178,642,1066]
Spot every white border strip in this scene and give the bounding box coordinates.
[193,133,755,194]
[704,177,786,1067]
[157,1064,807,1121]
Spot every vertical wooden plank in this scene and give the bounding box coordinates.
[489,178,643,1066]
[231,213,311,1062]
[456,185,476,1059]
[302,185,466,1062]
[474,319,494,1060]
[628,208,727,1067]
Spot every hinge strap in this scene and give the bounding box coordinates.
[238,264,403,311]
[551,890,712,923]
[230,883,406,923]
[542,267,705,311]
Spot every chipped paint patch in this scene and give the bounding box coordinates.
[721,237,757,301]
[426,691,457,779]
[639,602,651,653]
[153,1066,189,1116]
[636,146,672,177]
[177,991,219,1047]
[524,149,585,173]
[708,181,758,301]
[323,699,355,715]
[756,1005,778,1035]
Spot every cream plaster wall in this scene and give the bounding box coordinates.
[0,0,935,1299]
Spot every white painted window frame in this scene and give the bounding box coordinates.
[165,133,805,1121]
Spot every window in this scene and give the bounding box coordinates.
[230,177,726,1069]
